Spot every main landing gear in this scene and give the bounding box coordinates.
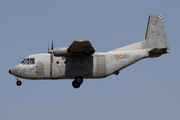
[16,78,22,86]
[72,76,83,89]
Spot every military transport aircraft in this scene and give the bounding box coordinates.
[9,15,170,88]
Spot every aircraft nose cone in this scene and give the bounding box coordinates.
[9,69,11,74]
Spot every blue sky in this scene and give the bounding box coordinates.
[1,1,180,120]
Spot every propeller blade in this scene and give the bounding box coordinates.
[51,39,53,50]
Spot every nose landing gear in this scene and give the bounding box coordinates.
[16,78,22,86]
[72,76,83,89]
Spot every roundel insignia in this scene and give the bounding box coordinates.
[119,55,123,59]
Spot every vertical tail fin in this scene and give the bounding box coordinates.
[145,15,170,57]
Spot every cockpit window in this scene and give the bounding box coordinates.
[30,58,35,64]
[21,58,35,64]
[24,59,29,64]
[21,59,26,64]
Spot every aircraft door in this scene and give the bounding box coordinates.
[36,61,44,78]
[97,56,106,76]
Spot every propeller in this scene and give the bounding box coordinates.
[51,39,53,50]
[48,39,54,53]
[48,39,54,78]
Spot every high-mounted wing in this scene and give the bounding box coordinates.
[68,39,95,55]
[48,39,95,56]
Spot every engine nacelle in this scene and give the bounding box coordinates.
[48,47,72,56]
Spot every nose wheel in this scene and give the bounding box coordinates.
[72,76,83,89]
[16,78,22,86]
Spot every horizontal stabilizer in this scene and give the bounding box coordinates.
[149,48,168,57]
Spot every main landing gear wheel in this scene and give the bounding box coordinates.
[72,76,83,89]
[72,81,81,88]
[16,78,22,86]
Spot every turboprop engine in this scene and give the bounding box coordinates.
[48,47,72,56]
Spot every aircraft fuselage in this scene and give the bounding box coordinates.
[10,49,149,80]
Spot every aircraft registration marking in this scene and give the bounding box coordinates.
[123,54,129,59]
[113,55,119,59]
[113,54,129,60]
